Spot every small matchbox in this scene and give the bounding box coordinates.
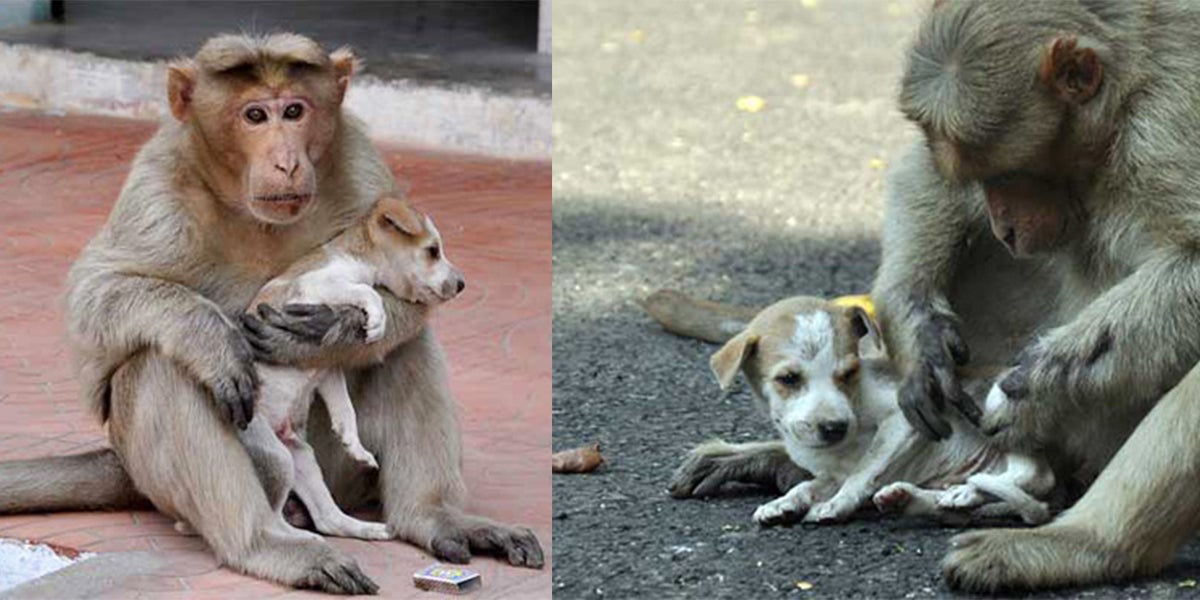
[413,564,481,595]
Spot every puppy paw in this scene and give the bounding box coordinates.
[938,484,985,510]
[873,482,916,513]
[753,495,808,527]
[804,497,855,524]
[347,445,379,470]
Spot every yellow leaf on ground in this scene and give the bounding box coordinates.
[796,580,814,590]
[736,95,766,113]
[791,74,811,88]
[629,29,646,43]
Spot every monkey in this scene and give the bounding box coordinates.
[871,0,1200,592]
[0,33,542,594]
[662,0,1200,591]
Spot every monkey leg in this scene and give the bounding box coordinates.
[340,329,544,568]
[107,351,378,595]
[944,359,1200,593]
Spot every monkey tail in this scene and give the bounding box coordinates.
[638,289,761,344]
[0,449,149,514]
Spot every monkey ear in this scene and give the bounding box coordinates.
[1039,36,1104,105]
[330,47,362,104]
[710,331,758,391]
[166,60,197,122]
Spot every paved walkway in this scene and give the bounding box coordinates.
[0,110,550,598]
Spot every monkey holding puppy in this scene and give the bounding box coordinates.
[188,196,463,544]
[0,33,542,594]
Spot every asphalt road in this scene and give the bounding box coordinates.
[551,0,1200,598]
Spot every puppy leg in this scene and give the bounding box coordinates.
[874,482,944,516]
[966,454,1053,525]
[291,441,391,541]
[316,371,378,470]
[753,476,838,526]
[669,439,810,498]
[807,414,924,523]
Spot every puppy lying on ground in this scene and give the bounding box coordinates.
[179,196,464,540]
[672,296,1055,526]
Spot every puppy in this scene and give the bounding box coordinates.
[178,196,464,540]
[707,296,1055,526]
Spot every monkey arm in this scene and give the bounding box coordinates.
[871,142,985,440]
[66,269,257,427]
[243,287,430,369]
[1006,251,1200,412]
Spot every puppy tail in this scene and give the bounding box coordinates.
[0,449,150,514]
[639,290,759,344]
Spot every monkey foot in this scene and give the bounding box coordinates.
[944,525,1132,593]
[430,521,545,569]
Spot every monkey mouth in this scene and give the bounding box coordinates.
[254,193,312,204]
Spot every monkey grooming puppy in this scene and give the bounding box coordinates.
[178,197,464,541]
[682,296,1055,526]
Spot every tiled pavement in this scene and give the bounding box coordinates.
[0,110,550,598]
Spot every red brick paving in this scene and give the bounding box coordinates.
[0,110,550,598]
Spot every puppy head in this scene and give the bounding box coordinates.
[711,297,878,448]
[367,196,465,305]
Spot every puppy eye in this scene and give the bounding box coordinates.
[427,245,441,260]
[283,103,304,120]
[837,362,861,382]
[775,372,802,387]
[244,107,268,124]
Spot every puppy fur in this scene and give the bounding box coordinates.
[708,296,1056,526]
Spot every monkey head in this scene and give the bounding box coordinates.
[899,1,1111,257]
[367,197,466,305]
[166,34,360,225]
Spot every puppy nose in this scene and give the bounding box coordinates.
[817,421,849,444]
[456,279,465,294]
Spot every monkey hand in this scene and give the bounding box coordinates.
[197,324,259,430]
[981,344,1056,451]
[241,303,368,365]
[897,313,979,441]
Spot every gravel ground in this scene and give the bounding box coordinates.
[551,0,1200,598]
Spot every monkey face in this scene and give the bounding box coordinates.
[166,34,356,226]
[981,173,1076,258]
[369,198,466,306]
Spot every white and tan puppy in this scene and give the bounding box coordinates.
[708,296,1055,526]
[186,196,465,541]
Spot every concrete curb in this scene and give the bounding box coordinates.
[0,42,550,160]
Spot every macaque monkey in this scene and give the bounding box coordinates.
[0,33,541,594]
[662,0,1200,592]
[872,0,1200,592]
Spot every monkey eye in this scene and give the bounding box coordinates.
[427,245,441,260]
[244,107,268,124]
[775,371,803,387]
[283,103,304,120]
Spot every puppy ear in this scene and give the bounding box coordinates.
[845,305,883,352]
[710,331,758,391]
[375,197,425,236]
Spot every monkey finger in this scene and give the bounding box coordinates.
[899,376,950,441]
[940,322,971,366]
[951,389,982,426]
